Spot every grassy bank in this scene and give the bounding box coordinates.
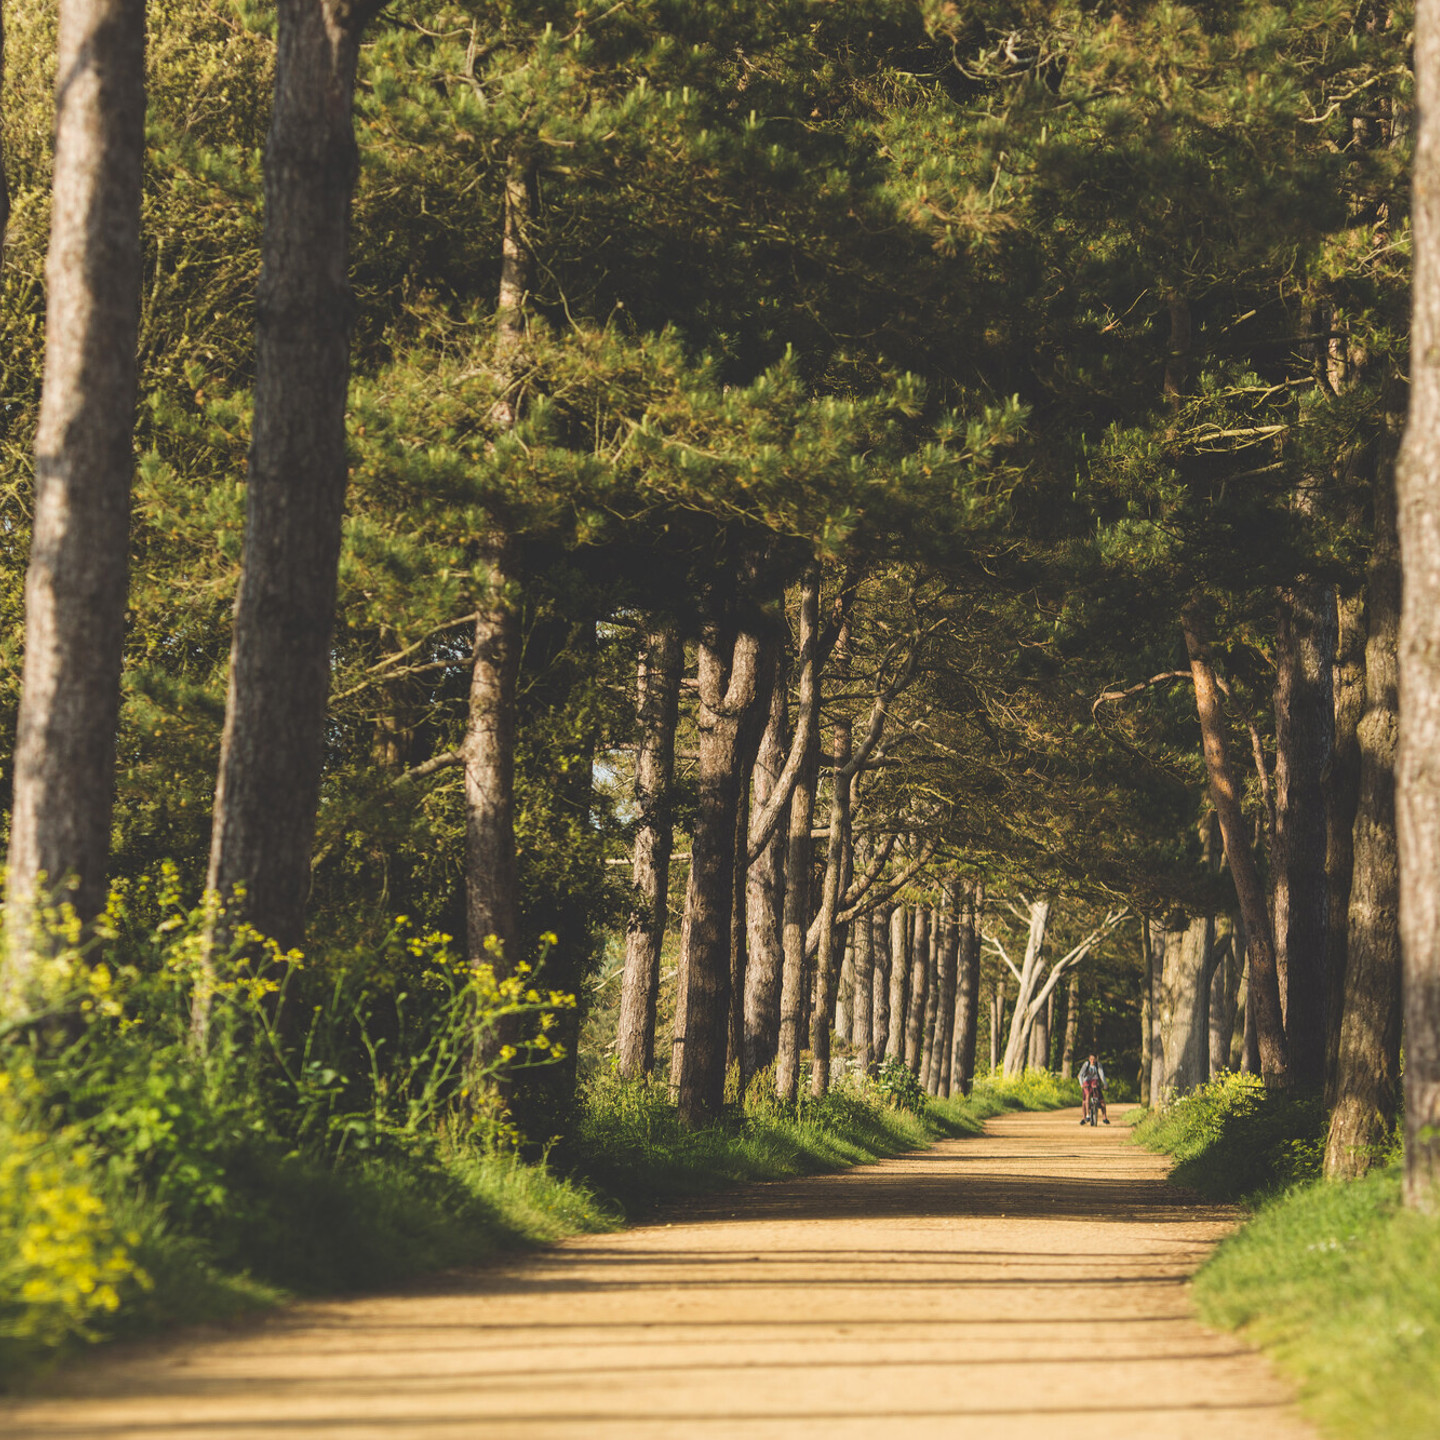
[1135,1074,1435,1440]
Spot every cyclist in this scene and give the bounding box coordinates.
[1077,1053,1109,1125]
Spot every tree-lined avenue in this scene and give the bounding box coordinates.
[2,1110,1314,1440]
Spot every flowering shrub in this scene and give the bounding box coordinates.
[0,1069,147,1373]
[0,869,579,1376]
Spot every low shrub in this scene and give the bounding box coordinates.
[1131,1071,1328,1201]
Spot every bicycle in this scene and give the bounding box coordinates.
[1081,1079,1103,1126]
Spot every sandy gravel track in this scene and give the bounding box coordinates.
[3,1105,1314,1439]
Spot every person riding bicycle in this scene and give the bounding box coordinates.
[1077,1054,1109,1125]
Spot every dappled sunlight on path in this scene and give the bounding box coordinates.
[2,1106,1315,1439]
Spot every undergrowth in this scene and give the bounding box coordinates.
[0,872,1076,1390]
[1135,1071,1432,1440]
[1130,1071,1328,1201]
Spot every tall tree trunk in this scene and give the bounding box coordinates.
[904,905,931,1074]
[1209,921,1243,1076]
[204,0,380,956]
[920,905,944,1089]
[1325,588,1367,1101]
[674,609,764,1123]
[744,671,788,1078]
[1400,1,1440,1206]
[1154,915,1213,1098]
[464,531,522,962]
[887,904,911,1064]
[463,160,538,1081]
[4,0,144,992]
[1061,969,1080,1079]
[931,891,959,1096]
[774,705,820,1102]
[1327,458,1402,1179]
[989,976,1006,1073]
[851,889,876,1075]
[1139,919,1154,1103]
[810,613,854,1099]
[616,618,682,1078]
[1028,987,1051,1071]
[870,908,892,1069]
[1272,584,1335,1087]
[951,883,982,1096]
[1182,604,1291,1085]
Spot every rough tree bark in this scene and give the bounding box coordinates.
[989,975,1005,1073]
[1139,919,1154,1103]
[931,891,959,1096]
[743,667,788,1078]
[809,604,854,1098]
[1400,0,1440,1208]
[616,618,683,1078]
[1327,458,1402,1179]
[1061,969,1080,1079]
[904,905,931,1074]
[1272,584,1335,1088]
[774,703,821,1102]
[950,883,982,1096]
[887,904,911,1063]
[1325,588,1367,1101]
[1209,919,1243,1076]
[1182,604,1291,1086]
[674,603,765,1123]
[920,905,944,1089]
[871,908,892,1068]
[851,883,876,1075]
[204,0,383,957]
[1154,914,1215,1098]
[5,0,145,992]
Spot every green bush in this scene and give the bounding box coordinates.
[1132,1071,1329,1201]
[0,1067,146,1376]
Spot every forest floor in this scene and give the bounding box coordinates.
[1,1105,1315,1439]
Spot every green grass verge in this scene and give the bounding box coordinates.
[1134,1073,1434,1440]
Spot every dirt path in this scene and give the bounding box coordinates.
[5,1105,1314,1439]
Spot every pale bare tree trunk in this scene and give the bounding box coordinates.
[1272,584,1335,1087]
[1328,458,1402,1179]
[744,673,788,1078]
[674,609,765,1123]
[204,0,381,958]
[989,976,1006,1073]
[5,0,145,993]
[1182,605,1290,1085]
[1061,969,1080,1079]
[617,619,683,1078]
[886,904,911,1063]
[1325,587,1366,1101]
[904,905,931,1074]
